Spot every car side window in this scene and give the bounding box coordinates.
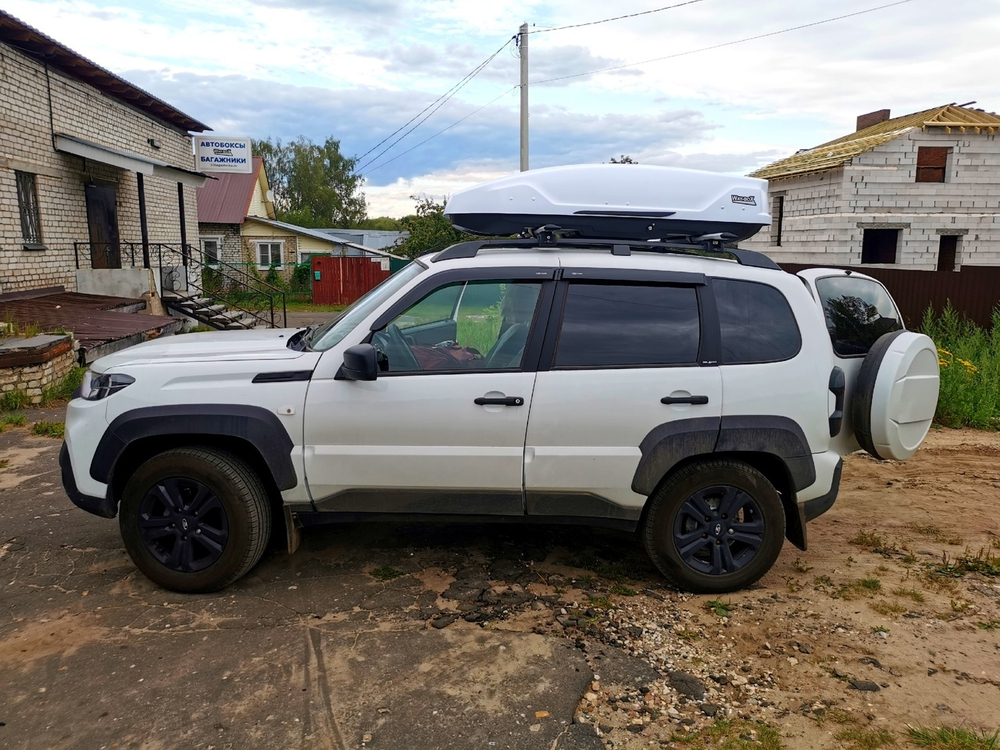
[815,276,902,356]
[373,280,542,373]
[554,282,700,368]
[713,278,801,364]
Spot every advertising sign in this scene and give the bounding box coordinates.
[194,137,252,173]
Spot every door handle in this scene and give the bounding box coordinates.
[475,395,524,406]
[828,367,845,437]
[661,395,709,405]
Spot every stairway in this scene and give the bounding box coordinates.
[163,292,260,330]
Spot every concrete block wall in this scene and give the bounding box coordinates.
[0,42,201,293]
[743,128,1000,269]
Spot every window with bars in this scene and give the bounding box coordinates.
[15,171,43,246]
[916,146,949,183]
[256,241,283,268]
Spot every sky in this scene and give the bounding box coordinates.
[6,0,999,217]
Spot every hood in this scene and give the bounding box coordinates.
[93,328,307,371]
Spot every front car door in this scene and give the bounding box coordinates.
[524,269,722,523]
[303,267,555,514]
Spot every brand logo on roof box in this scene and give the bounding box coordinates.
[731,194,757,206]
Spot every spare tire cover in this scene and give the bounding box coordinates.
[852,330,940,461]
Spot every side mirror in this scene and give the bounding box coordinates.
[338,344,378,381]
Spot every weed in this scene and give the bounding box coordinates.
[2,414,26,427]
[785,577,803,593]
[907,725,1000,749]
[860,576,883,591]
[951,599,972,613]
[40,367,86,404]
[976,621,1000,631]
[834,726,896,749]
[675,629,701,641]
[893,587,926,603]
[935,549,1000,578]
[587,595,612,609]
[813,574,834,587]
[674,718,783,749]
[30,421,64,439]
[705,599,733,618]
[1,389,31,411]
[877,564,890,573]
[792,557,813,573]
[870,600,907,617]
[849,530,898,556]
[902,552,920,564]
[871,625,890,635]
[369,566,404,581]
[0,312,42,339]
[609,583,637,597]
[835,579,882,601]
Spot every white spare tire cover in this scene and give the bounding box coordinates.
[851,330,940,461]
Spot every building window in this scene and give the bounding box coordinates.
[937,235,959,271]
[256,241,283,269]
[861,228,899,264]
[15,171,42,246]
[916,146,949,183]
[770,194,784,246]
[200,237,222,266]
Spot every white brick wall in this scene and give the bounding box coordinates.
[0,43,202,293]
[742,129,1000,269]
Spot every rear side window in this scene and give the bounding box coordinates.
[815,275,902,356]
[713,278,801,364]
[555,283,699,367]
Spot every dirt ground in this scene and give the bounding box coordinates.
[1,418,998,749]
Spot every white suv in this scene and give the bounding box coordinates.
[60,165,940,594]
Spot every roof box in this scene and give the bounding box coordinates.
[445,164,770,242]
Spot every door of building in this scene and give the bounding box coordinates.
[937,235,958,272]
[85,183,121,269]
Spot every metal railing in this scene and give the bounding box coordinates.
[72,241,287,328]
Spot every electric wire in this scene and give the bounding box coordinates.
[531,0,914,86]
[529,0,708,34]
[364,87,518,175]
[355,36,516,172]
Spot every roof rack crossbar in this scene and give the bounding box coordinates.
[431,237,780,270]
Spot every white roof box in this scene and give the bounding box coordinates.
[445,164,770,242]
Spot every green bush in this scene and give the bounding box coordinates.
[920,304,1000,430]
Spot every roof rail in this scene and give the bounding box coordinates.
[431,236,781,270]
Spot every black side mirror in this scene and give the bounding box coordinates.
[337,343,378,381]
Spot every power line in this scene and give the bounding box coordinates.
[530,0,708,34]
[365,87,518,175]
[531,0,914,86]
[356,36,516,172]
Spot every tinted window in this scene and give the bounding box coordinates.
[555,283,699,367]
[815,276,902,356]
[714,278,801,364]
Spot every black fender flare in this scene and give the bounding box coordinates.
[90,404,298,491]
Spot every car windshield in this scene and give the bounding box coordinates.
[308,262,425,351]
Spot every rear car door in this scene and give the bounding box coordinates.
[524,269,722,522]
[302,269,555,513]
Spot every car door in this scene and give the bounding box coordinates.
[302,270,555,514]
[524,269,722,521]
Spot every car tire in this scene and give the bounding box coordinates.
[119,447,272,593]
[642,459,785,594]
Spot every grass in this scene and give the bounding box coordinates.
[705,599,734,618]
[934,549,1000,578]
[907,726,1000,749]
[674,719,783,749]
[0,312,42,339]
[849,530,899,556]
[609,583,637,597]
[587,595,613,609]
[834,727,896,749]
[893,587,926,603]
[675,629,701,641]
[871,625,890,635]
[369,566,404,581]
[920,304,1000,429]
[835,577,883,600]
[792,557,813,573]
[41,367,85,404]
[0,413,27,433]
[976,621,1000,631]
[870,600,908,617]
[284,302,347,313]
[1,389,31,411]
[31,421,64,439]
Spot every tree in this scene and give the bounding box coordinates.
[393,197,471,259]
[358,216,403,231]
[609,155,638,164]
[253,136,367,228]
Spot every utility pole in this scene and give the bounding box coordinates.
[519,22,529,171]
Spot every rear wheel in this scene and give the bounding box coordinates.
[642,459,785,593]
[119,447,271,593]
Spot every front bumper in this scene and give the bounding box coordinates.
[60,443,117,519]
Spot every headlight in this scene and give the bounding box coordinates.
[79,370,135,401]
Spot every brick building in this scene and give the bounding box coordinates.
[742,104,1000,270]
[0,10,209,295]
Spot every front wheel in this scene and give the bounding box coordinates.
[119,447,272,593]
[642,459,785,593]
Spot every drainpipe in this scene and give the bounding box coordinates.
[177,182,188,267]
[137,172,150,268]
